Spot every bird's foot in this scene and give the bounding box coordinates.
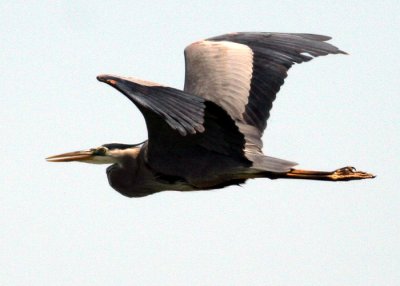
[329,166,375,181]
[280,166,376,181]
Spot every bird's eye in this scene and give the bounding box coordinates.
[94,147,108,155]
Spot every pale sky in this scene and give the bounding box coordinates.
[1,1,399,285]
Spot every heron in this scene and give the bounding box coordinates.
[46,32,374,197]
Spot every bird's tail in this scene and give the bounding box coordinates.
[247,154,298,173]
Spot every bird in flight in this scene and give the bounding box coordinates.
[47,32,374,197]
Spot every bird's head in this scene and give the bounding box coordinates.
[46,143,144,165]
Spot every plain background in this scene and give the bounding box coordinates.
[1,1,399,285]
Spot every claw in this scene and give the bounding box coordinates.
[331,166,375,181]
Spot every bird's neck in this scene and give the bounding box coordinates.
[110,146,142,167]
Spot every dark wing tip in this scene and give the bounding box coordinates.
[208,32,347,56]
[292,33,332,41]
[96,74,106,82]
[97,74,113,82]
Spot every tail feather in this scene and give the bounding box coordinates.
[247,154,297,173]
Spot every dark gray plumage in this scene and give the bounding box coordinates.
[46,32,374,197]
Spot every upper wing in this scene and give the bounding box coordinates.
[184,32,346,143]
[97,75,205,136]
[97,75,256,183]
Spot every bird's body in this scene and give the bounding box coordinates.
[103,141,295,198]
[47,32,374,197]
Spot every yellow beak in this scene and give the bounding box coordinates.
[46,150,95,162]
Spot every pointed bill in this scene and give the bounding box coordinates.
[46,150,95,162]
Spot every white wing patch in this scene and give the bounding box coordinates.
[184,40,253,121]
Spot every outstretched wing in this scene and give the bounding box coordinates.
[97,75,259,184]
[97,75,205,136]
[184,32,346,152]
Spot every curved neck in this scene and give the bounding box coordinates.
[108,146,140,164]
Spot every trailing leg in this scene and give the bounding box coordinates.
[268,166,375,181]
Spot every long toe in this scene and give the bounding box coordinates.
[331,166,375,181]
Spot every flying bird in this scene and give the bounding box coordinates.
[47,32,374,197]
